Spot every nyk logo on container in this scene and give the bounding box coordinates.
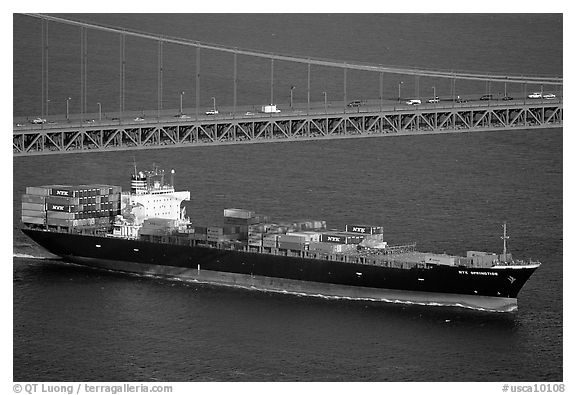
[351,227,366,233]
[55,190,70,196]
[50,205,65,211]
[327,236,341,242]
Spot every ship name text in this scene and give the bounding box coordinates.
[458,270,498,276]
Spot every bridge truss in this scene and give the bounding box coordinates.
[14,101,562,156]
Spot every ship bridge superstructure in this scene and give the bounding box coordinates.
[123,168,190,224]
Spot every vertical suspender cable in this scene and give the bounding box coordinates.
[379,72,383,111]
[343,64,347,113]
[119,33,125,116]
[270,59,274,105]
[195,45,200,119]
[45,20,49,117]
[307,61,311,115]
[80,26,84,122]
[41,18,45,118]
[84,27,88,117]
[233,50,237,117]
[158,40,163,118]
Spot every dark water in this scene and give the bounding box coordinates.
[12,14,563,382]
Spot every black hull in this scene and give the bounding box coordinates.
[21,229,539,312]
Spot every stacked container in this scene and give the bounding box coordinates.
[309,242,357,254]
[183,225,208,241]
[277,234,309,251]
[262,234,279,248]
[207,225,242,242]
[345,225,385,242]
[224,208,272,243]
[21,186,51,226]
[345,225,384,235]
[284,220,326,232]
[139,218,178,236]
[21,184,122,230]
[319,232,364,245]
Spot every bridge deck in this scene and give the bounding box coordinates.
[13,99,562,156]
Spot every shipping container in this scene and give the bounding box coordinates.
[336,232,365,244]
[223,215,269,226]
[46,218,73,227]
[46,203,82,213]
[262,234,279,248]
[46,195,81,206]
[49,186,79,198]
[309,242,357,254]
[209,225,242,235]
[262,240,278,248]
[424,254,456,266]
[319,234,346,244]
[248,224,268,233]
[223,208,255,219]
[466,251,491,258]
[286,231,321,243]
[208,226,224,235]
[47,211,77,220]
[139,227,169,236]
[320,232,364,244]
[22,194,47,204]
[144,218,177,228]
[21,209,46,218]
[267,225,289,234]
[345,225,384,235]
[207,233,240,242]
[281,220,326,232]
[190,233,208,241]
[21,216,46,225]
[278,234,307,244]
[192,226,207,234]
[25,186,52,196]
[278,241,308,251]
[21,202,45,212]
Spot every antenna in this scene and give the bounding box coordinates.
[132,156,137,177]
[171,169,175,187]
[501,222,509,257]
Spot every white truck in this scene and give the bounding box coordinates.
[261,104,281,113]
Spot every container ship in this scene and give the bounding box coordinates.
[20,167,540,312]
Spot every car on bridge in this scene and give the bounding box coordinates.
[502,96,514,101]
[347,100,363,107]
[31,118,46,124]
[134,116,145,121]
[427,97,440,103]
[480,94,493,100]
[175,114,191,119]
[406,99,421,105]
[205,109,219,115]
[528,92,543,99]
[543,93,556,99]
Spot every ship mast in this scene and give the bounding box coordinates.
[501,222,509,258]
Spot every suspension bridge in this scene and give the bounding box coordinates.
[13,14,563,156]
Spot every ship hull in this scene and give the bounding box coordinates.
[21,229,538,312]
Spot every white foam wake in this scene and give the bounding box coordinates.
[13,253,48,260]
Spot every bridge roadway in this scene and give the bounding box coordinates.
[13,96,563,156]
